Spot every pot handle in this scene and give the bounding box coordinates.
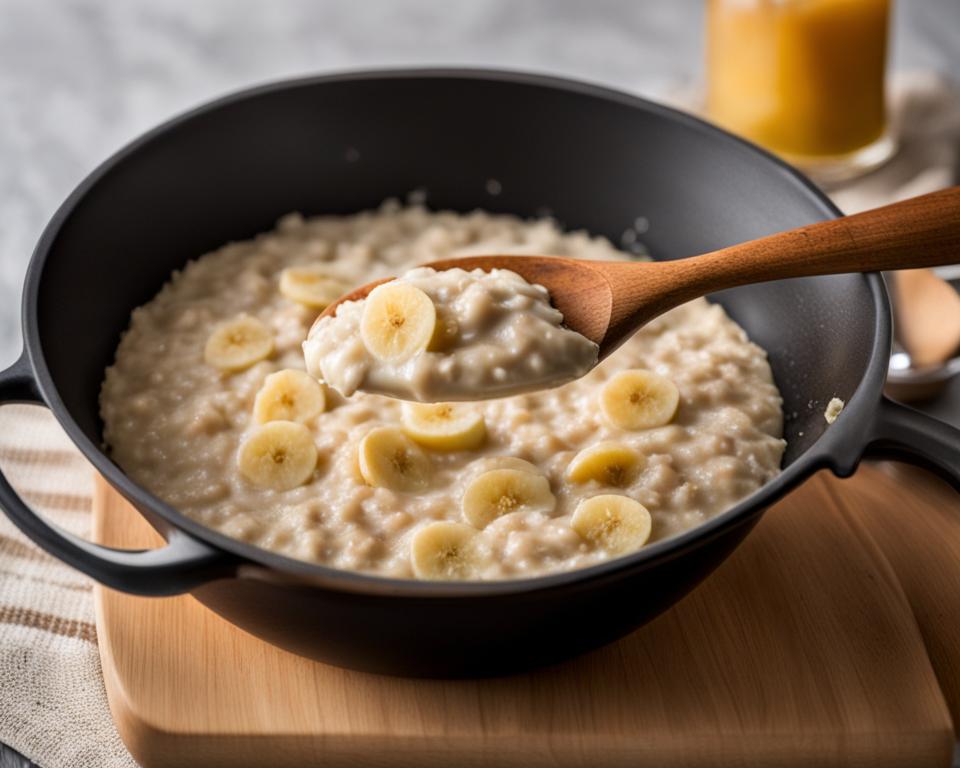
[0,351,237,595]
[863,396,960,489]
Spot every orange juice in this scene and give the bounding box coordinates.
[707,0,891,167]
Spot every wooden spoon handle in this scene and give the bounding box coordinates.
[664,186,960,299]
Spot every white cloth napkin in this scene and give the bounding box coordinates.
[0,71,957,768]
[0,405,136,768]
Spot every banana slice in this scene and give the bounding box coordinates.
[401,403,486,451]
[279,266,350,309]
[410,522,478,580]
[358,426,431,492]
[204,315,274,371]
[237,421,318,490]
[360,281,436,362]
[571,494,652,555]
[600,369,680,430]
[566,441,642,487]
[462,468,555,528]
[253,369,326,424]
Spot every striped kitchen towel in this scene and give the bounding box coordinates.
[0,404,136,768]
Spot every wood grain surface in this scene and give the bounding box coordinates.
[838,463,960,727]
[93,466,958,768]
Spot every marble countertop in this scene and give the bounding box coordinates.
[1,0,958,368]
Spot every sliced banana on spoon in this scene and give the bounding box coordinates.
[360,281,436,362]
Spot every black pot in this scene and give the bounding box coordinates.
[1,70,958,677]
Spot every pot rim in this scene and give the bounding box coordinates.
[20,67,891,597]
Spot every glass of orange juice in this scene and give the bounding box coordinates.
[706,0,896,185]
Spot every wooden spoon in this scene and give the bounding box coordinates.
[892,268,960,367]
[318,186,960,361]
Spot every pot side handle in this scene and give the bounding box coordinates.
[0,351,236,595]
[864,396,960,489]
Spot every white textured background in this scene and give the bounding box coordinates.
[1,0,958,367]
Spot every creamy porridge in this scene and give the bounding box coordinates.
[304,266,599,401]
[100,203,786,580]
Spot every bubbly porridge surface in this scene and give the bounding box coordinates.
[100,203,786,580]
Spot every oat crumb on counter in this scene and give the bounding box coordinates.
[824,397,845,424]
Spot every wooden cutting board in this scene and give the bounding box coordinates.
[92,464,960,768]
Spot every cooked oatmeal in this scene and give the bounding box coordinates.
[304,266,599,401]
[824,397,845,424]
[100,204,786,580]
